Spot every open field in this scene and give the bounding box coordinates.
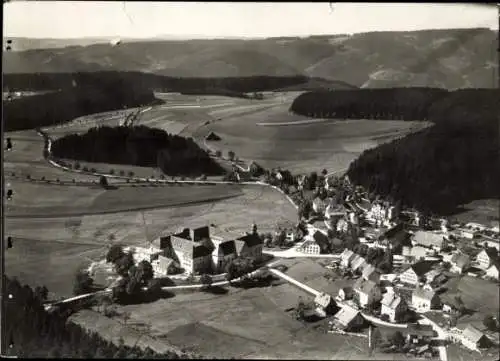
[449,199,499,226]
[6,180,243,217]
[5,237,105,297]
[194,101,430,174]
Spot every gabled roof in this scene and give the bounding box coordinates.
[205,131,221,141]
[236,233,263,248]
[406,324,436,337]
[362,264,380,281]
[312,231,330,253]
[412,287,437,302]
[450,253,470,268]
[402,260,436,277]
[218,240,237,256]
[353,278,378,295]
[339,286,354,298]
[334,304,361,327]
[478,248,498,260]
[351,255,366,271]
[315,293,334,308]
[382,223,406,241]
[381,292,404,309]
[341,248,355,261]
[462,325,486,343]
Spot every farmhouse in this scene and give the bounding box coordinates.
[475,248,498,270]
[461,325,490,351]
[380,291,408,323]
[351,255,367,274]
[412,230,448,251]
[449,253,470,274]
[411,287,441,312]
[235,233,263,260]
[211,239,237,273]
[399,260,435,286]
[205,131,221,141]
[378,223,410,253]
[314,293,336,316]
[353,278,381,308]
[153,255,181,276]
[332,304,365,332]
[406,324,437,344]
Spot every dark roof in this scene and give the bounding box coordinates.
[237,233,263,247]
[192,245,213,258]
[410,260,436,277]
[219,240,236,256]
[406,324,437,337]
[483,248,498,260]
[382,223,406,240]
[312,231,330,253]
[205,132,221,141]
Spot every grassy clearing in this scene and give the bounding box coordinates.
[5,238,104,297]
[450,199,499,226]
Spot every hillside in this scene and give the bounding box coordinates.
[290,88,499,214]
[3,28,497,89]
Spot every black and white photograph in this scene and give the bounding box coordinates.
[2,1,499,359]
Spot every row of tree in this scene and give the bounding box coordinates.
[51,125,225,177]
[290,88,499,213]
[4,275,183,358]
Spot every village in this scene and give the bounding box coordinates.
[81,163,500,360]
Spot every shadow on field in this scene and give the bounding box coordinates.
[201,285,229,295]
[115,290,176,305]
[232,274,285,290]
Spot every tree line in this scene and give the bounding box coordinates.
[3,275,184,358]
[4,72,310,94]
[4,78,157,132]
[290,88,499,214]
[51,125,225,177]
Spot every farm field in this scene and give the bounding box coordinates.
[194,101,431,174]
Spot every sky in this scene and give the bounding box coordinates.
[4,2,499,39]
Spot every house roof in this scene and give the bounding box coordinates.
[315,293,333,308]
[340,286,354,298]
[462,325,486,343]
[413,231,445,247]
[406,324,436,337]
[353,278,378,295]
[341,248,355,261]
[218,240,236,256]
[236,233,263,248]
[412,287,437,302]
[402,260,435,277]
[382,223,406,241]
[205,131,221,141]
[381,292,404,309]
[362,264,378,279]
[351,255,366,271]
[479,248,498,260]
[450,253,470,268]
[334,304,361,327]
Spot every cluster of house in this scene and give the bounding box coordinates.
[124,224,264,276]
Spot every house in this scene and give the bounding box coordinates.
[325,202,346,221]
[234,233,263,260]
[340,249,355,268]
[312,197,328,215]
[299,240,321,255]
[399,260,435,286]
[378,223,411,253]
[336,218,350,233]
[351,255,367,274]
[412,231,448,251]
[380,291,408,323]
[314,293,336,316]
[332,304,366,332]
[405,324,437,344]
[486,262,499,280]
[211,239,237,273]
[401,246,428,264]
[461,325,490,351]
[353,278,381,308]
[205,131,221,141]
[411,287,441,312]
[424,269,441,284]
[442,298,461,315]
[248,161,265,176]
[476,248,498,270]
[361,264,381,283]
[337,286,354,301]
[458,227,477,239]
[450,253,471,274]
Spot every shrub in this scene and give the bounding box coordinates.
[74,162,81,170]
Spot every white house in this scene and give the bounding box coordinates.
[411,287,441,312]
[312,197,328,215]
[399,261,435,286]
[340,249,355,268]
[381,291,408,323]
[332,304,365,332]
[460,325,490,351]
[353,278,381,308]
[475,248,498,270]
[299,240,321,255]
[337,286,354,301]
[486,263,499,280]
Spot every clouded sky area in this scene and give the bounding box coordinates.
[4,2,499,39]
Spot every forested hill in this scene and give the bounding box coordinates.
[3,276,184,358]
[3,77,157,132]
[3,72,352,93]
[291,88,499,214]
[51,125,225,177]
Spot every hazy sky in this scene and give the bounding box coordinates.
[4,2,498,39]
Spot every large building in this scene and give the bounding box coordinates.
[412,230,448,251]
[157,225,263,275]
